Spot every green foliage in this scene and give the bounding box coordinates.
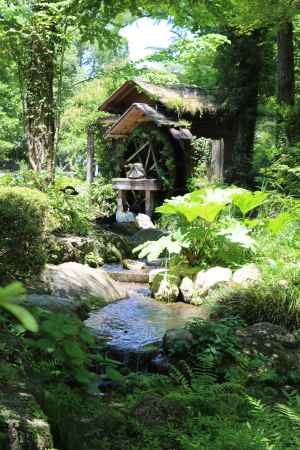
[26,312,98,386]
[148,33,230,89]
[231,190,268,217]
[215,273,300,330]
[0,167,96,236]
[261,142,300,196]
[47,187,92,236]
[187,137,213,190]
[0,186,49,282]
[89,178,117,216]
[135,186,268,267]
[0,282,38,332]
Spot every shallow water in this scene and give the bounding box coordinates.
[85,291,204,353]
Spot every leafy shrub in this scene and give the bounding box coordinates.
[215,276,300,330]
[135,186,268,267]
[0,186,49,282]
[25,312,99,386]
[90,177,117,216]
[0,166,94,236]
[47,187,92,236]
[261,143,300,196]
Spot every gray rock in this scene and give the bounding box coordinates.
[195,267,232,294]
[180,277,195,304]
[41,262,126,302]
[0,390,53,450]
[163,328,194,356]
[233,264,261,286]
[25,294,78,313]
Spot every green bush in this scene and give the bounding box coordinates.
[90,177,117,216]
[261,143,300,196]
[0,186,49,283]
[214,279,300,330]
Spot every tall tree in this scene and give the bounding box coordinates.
[0,0,133,178]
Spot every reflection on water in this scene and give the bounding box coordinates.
[85,293,203,352]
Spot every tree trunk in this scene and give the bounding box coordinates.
[86,127,95,184]
[26,31,55,177]
[277,21,295,144]
[217,31,263,186]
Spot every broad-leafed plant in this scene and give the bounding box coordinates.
[135,187,271,267]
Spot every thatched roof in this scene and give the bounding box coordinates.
[99,80,217,116]
[107,103,174,137]
[106,102,193,139]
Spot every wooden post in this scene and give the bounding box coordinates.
[210,139,224,182]
[86,127,95,184]
[145,190,154,217]
[117,190,126,213]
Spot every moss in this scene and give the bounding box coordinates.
[0,389,53,450]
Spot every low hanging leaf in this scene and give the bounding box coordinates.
[0,282,38,333]
[232,191,268,216]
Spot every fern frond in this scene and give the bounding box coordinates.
[277,403,300,428]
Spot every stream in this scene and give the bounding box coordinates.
[84,264,205,370]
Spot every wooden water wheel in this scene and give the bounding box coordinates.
[120,124,177,213]
[122,124,176,187]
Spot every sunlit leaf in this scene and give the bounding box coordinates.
[218,222,255,248]
[2,302,38,333]
[232,191,268,216]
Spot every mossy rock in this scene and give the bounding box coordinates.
[47,230,133,266]
[150,270,181,303]
[0,388,53,450]
[94,229,133,263]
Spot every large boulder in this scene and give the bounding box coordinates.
[25,294,79,314]
[232,264,262,286]
[0,389,53,450]
[41,262,126,302]
[195,267,232,294]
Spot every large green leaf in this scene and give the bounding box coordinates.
[133,234,185,261]
[2,302,38,333]
[0,282,38,332]
[218,222,255,248]
[195,202,226,223]
[232,191,268,216]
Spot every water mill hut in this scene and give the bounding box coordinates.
[87,79,237,215]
